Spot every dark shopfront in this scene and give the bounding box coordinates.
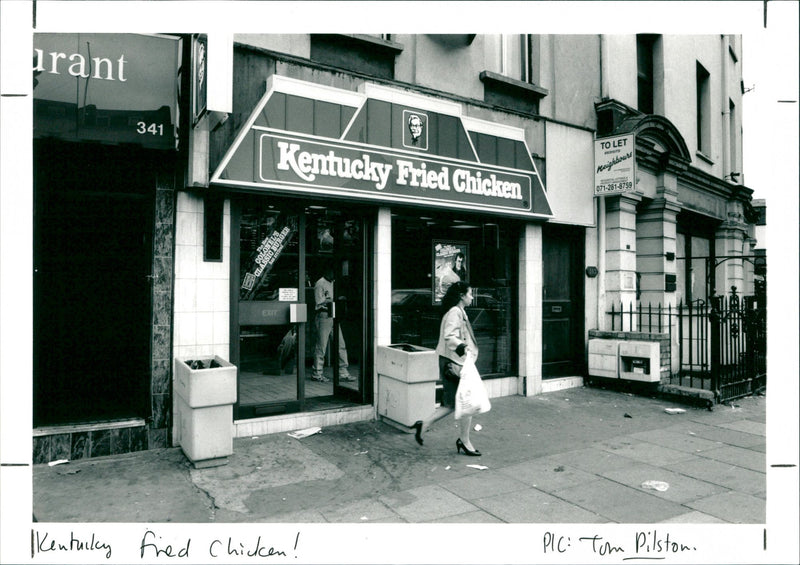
[32,33,182,463]
[208,74,552,429]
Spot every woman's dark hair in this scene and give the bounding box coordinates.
[440,281,470,318]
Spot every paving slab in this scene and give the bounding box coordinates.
[426,509,505,523]
[439,469,530,500]
[626,428,726,453]
[545,447,635,474]
[318,498,399,523]
[665,457,766,494]
[717,419,766,436]
[553,477,689,523]
[700,445,766,472]
[686,491,767,523]
[660,421,767,448]
[379,484,479,522]
[473,487,610,523]
[659,510,728,523]
[263,508,328,523]
[599,461,728,504]
[598,437,701,466]
[496,459,602,492]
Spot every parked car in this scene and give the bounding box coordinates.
[391,288,502,345]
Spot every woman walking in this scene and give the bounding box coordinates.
[413,281,482,456]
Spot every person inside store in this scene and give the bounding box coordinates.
[413,281,482,456]
[312,263,354,382]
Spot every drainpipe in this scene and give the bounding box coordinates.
[721,35,731,179]
[598,197,607,330]
[597,34,609,330]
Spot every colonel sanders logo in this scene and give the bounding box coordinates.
[403,110,428,150]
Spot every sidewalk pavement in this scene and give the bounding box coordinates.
[33,386,766,524]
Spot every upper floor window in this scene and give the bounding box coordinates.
[728,98,739,180]
[480,34,547,115]
[500,34,534,83]
[696,61,711,156]
[636,34,658,114]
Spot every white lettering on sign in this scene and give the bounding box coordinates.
[33,49,128,82]
[276,141,394,190]
[453,169,523,200]
[396,160,450,190]
[275,141,524,202]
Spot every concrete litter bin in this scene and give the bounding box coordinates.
[175,356,237,468]
[376,344,437,429]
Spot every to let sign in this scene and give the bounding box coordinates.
[594,133,636,195]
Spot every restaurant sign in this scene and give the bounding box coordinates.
[257,130,532,213]
[33,33,180,150]
[594,133,636,196]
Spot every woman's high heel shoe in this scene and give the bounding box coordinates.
[456,438,481,456]
[413,421,424,446]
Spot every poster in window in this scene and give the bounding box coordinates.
[432,240,469,304]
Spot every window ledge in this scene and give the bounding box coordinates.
[336,34,405,55]
[695,150,714,165]
[479,70,549,99]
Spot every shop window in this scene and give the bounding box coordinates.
[310,34,403,80]
[390,212,518,378]
[696,62,711,156]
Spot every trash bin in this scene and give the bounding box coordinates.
[175,356,237,468]
[376,344,437,428]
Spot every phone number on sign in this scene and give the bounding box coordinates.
[596,181,634,193]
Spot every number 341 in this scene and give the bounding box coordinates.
[136,122,164,136]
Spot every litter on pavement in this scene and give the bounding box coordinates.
[664,408,686,415]
[473,424,483,431]
[287,426,322,439]
[466,464,488,470]
[641,480,670,492]
[48,459,69,466]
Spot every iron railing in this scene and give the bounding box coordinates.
[606,287,766,402]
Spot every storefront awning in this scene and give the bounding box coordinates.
[212,77,552,220]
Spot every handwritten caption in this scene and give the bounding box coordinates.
[544,530,697,560]
[30,527,704,562]
[32,529,301,561]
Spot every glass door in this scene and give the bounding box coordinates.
[232,198,368,419]
[304,207,365,405]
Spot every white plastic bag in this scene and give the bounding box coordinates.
[454,354,491,419]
